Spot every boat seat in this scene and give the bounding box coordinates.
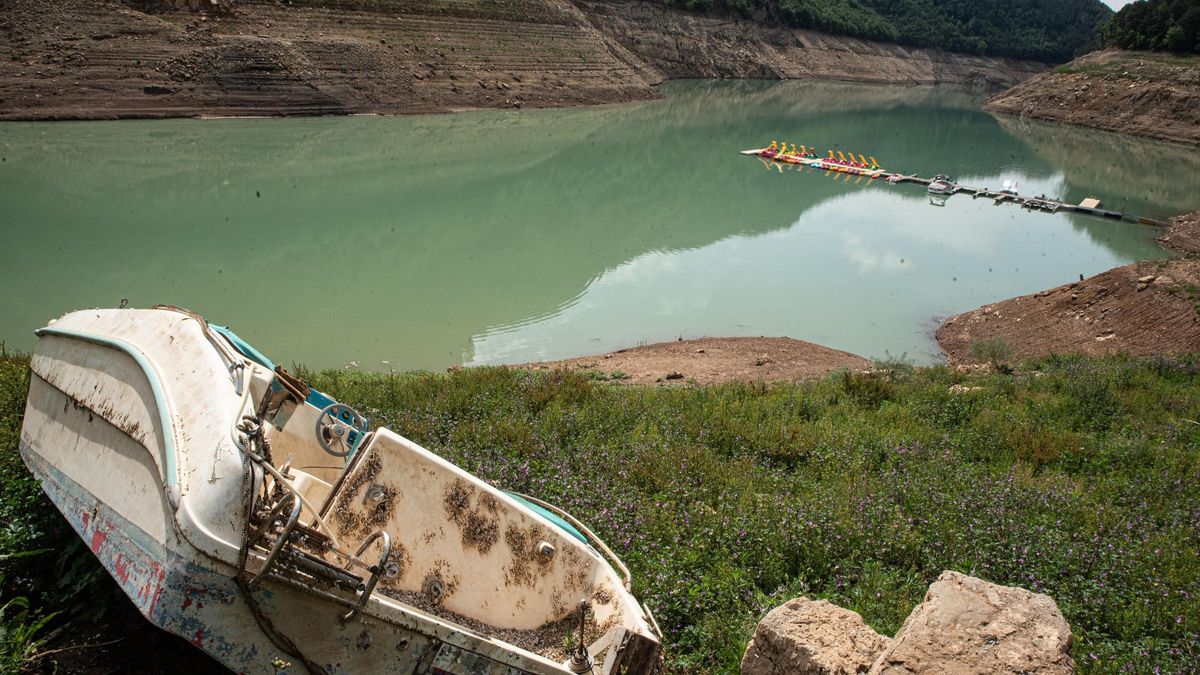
[289,471,332,517]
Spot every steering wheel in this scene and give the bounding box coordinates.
[315,403,369,458]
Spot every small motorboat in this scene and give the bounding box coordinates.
[993,179,1019,205]
[927,174,956,196]
[19,306,662,674]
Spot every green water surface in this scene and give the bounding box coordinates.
[1,81,1195,369]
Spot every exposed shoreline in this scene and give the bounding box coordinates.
[0,0,1046,122]
[984,50,1200,146]
[936,209,1200,367]
[516,336,873,385]
[524,211,1200,380]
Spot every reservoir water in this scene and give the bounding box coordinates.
[1,81,1196,370]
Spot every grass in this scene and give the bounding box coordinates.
[2,352,1199,672]
[1053,52,1200,81]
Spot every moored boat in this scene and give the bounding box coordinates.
[742,146,885,178]
[18,306,662,675]
[927,174,957,195]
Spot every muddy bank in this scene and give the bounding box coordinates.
[1158,210,1200,256]
[516,336,872,385]
[0,0,1047,120]
[937,259,1200,366]
[984,50,1200,146]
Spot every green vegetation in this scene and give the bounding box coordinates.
[661,0,1112,61]
[0,595,57,673]
[971,338,1015,371]
[3,352,1199,671]
[1102,0,1200,53]
[0,351,118,672]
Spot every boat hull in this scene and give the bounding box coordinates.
[20,396,559,674]
[18,308,659,675]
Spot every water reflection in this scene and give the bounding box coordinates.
[0,80,1191,369]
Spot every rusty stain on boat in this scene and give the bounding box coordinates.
[444,479,500,554]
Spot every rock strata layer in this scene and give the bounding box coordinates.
[0,0,1047,120]
[985,49,1200,145]
[574,0,1045,88]
[741,598,891,675]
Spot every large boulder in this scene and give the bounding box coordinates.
[869,571,1074,674]
[742,597,891,675]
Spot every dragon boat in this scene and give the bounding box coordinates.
[18,306,661,675]
[740,146,886,178]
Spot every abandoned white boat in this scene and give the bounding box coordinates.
[18,306,662,674]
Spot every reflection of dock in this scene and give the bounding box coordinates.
[744,149,1168,228]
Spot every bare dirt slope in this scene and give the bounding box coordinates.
[984,50,1200,145]
[0,0,660,119]
[0,0,1047,120]
[576,0,1047,88]
[1158,210,1200,255]
[937,259,1200,366]
[517,336,872,385]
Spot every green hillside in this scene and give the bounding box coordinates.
[661,0,1113,61]
[1102,0,1200,53]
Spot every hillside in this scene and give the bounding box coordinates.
[639,0,1111,62]
[0,0,1051,120]
[1101,0,1200,54]
[984,49,1200,145]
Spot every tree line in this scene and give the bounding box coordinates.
[658,0,1113,62]
[1101,0,1200,54]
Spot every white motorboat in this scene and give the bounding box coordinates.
[18,306,661,674]
[927,174,956,196]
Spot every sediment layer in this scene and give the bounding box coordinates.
[984,49,1200,145]
[0,0,1048,120]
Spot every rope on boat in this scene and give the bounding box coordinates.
[235,417,330,675]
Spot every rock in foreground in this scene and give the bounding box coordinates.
[744,573,1076,675]
[742,598,891,675]
[869,571,1074,674]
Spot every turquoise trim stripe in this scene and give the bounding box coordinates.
[504,492,587,544]
[34,326,179,488]
[208,324,337,412]
[210,324,276,371]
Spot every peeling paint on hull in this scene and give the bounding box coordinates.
[21,444,555,674]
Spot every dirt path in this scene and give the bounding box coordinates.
[517,336,872,385]
[937,259,1200,366]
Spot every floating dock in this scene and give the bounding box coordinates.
[881,173,1168,227]
[742,149,1169,228]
